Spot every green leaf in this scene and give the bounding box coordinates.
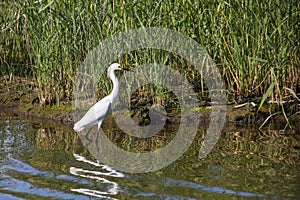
[257,82,275,112]
[38,1,54,13]
[284,87,300,101]
[259,111,281,130]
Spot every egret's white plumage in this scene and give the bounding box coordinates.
[73,63,130,132]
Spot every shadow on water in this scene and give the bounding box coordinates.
[0,110,299,199]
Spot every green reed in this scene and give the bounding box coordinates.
[1,0,299,108]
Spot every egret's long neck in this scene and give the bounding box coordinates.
[109,70,119,104]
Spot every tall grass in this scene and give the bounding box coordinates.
[0,1,32,78]
[1,0,299,106]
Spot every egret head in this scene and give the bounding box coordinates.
[107,63,130,77]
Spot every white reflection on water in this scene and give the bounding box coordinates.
[70,154,125,199]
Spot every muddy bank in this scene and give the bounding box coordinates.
[0,76,299,128]
[0,76,73,126]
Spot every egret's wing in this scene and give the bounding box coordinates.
[97,101,111,130]
[93,97,111,120]
[74,96,112,131]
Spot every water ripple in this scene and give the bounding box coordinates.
[70,154,125,199]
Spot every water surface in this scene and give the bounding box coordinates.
[0,110,299,199]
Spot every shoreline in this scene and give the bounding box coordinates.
[1,76,299,128]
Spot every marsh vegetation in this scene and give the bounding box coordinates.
[1,0,299,125]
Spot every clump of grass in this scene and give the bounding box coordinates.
[1,0,299,120]
[0,1,33,79]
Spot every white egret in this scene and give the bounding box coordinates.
[73,63,130,132]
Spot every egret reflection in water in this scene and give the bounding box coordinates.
[70,154,124,199]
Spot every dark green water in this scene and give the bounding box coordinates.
[0,110,299,200]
